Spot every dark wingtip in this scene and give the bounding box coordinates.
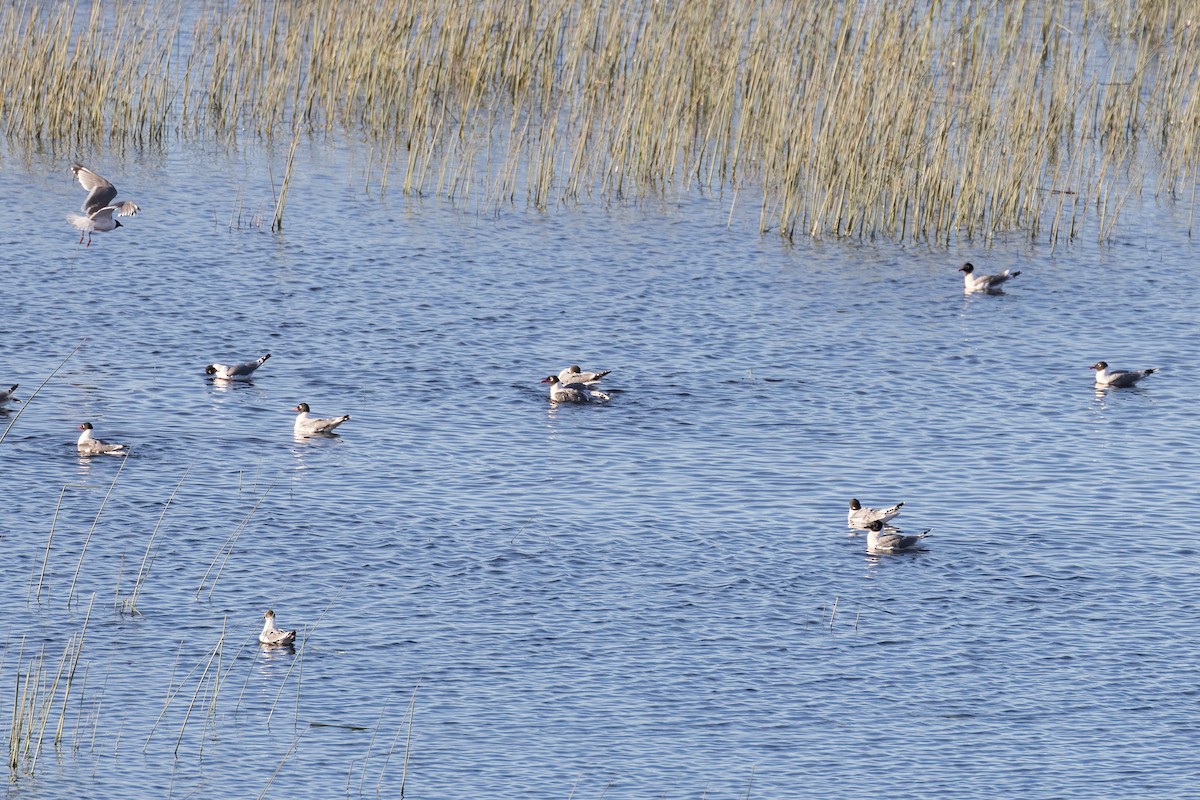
[1012,270,1022,277]
[262,353,271,360]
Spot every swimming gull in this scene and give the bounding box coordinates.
[848,498,904,529]
[1090,361,1157,388]
[68,164,140,247]
[206,353,271,380]
[557,365,611,386]
[258,609,297,646]
[865,520,929,553]
[76,422,128,455]
[958,262,1020,293]
[292,402,350,435]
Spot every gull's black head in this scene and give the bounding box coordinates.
[958,262,974,274]
[1090,361,1108,371]
[849,499,861,510]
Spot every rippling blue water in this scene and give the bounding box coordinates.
[2,145,1199,799]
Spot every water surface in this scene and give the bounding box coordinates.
[2,145,1199,799]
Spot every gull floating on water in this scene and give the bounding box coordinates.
[848,498,904,529]
[865,520,929,553]
[76,422,128,455]
[1091,361,1157,388]
[258,609,297,646]
[541,374,610,403]
[959,262,1020,293]
[68,164,140,247]
[292,402,350,435]
[0,384,18,404]
[557,365,611,386]
[206,353,271,380]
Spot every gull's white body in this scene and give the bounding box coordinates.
[76,423,127,455]
[848,498,904,529]
[1091,361,1156,388]
[292,403,350,435]
[557,365,611,386]
[865,521,929,553]
[259,610,297,646]
[959,262,1020,293]
[207,353,271,380]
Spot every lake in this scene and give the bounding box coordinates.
[2,130,1199,797]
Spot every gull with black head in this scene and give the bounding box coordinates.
[68,164,140,247]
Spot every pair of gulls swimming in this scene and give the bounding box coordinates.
[206,352,351,434]
[75,353,350,455]
[960,264,1158,387]
[848,498,929,554]
[541,365,612,403]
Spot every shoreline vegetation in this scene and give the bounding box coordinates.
[1,0,1198,240]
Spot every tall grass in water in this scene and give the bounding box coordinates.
[1,0,1198,242]
[6,596,94,776]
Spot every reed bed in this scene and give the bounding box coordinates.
[5,596,94,776]
[1,0,1199,242]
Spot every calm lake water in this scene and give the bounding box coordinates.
[2,140,1199,800]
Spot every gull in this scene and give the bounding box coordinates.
[258,609,297,646]
[557,365,611,386]
[541,374,610,403]
[865,520,929,554]
[0,384,17,404]
[292,402,350,436]
[76,422,128,455]
[1090,361,1157,388]
[68,164,140,247]
[848,498,904,529]
[958,262,1020,293]
[206,353,271,380]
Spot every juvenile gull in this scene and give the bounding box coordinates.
[958,262,1020,293]
[0,384,17,404]
[76,422,128,455]
[68,164,140,247]
[848,498,904,529]
[557,365,611,386]
[1090,361,1157,388]
[541,374,610,403]
[206,353,271,380]
[258,609,297,646]
[865,520,929,554]
[292,402,350,436]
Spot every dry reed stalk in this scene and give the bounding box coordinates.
[0,339,85,448]
[196,480,275,600]
[119,462,193,616]
[67,454,129,609]
[2,0,1199,241]
[172,619,227,756]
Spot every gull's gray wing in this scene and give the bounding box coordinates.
[72,164,118,214]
